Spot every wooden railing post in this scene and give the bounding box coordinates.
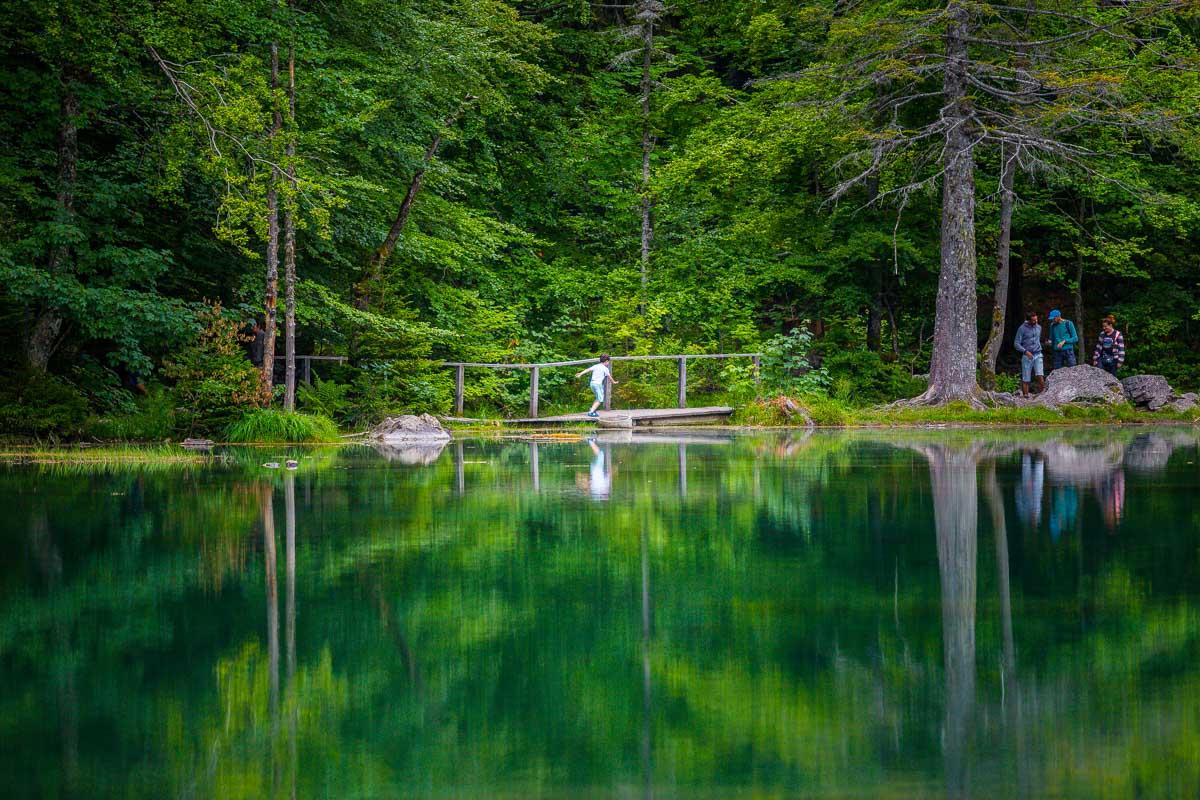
[677,357,687,408]
[455,365,465,415]
[604,374,612,411]
[529,366,540,418]
[752,354,762,395]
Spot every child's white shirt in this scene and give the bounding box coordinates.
[584,363,611,386]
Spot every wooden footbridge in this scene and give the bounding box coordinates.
[442,352,762,426]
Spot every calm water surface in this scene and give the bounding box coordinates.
[2,429,1200,798]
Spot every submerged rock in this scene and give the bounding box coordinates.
[368,413,451,443]
[1122,374,1173,411]
[1036,365,1126,407]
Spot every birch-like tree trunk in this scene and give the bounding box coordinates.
[980,144,1017,389]
[638,0,655,294]
[27,84,79,371]
[261,43,283,394]
[283,39,297,411]
[921,2,981,405]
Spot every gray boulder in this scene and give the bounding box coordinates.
[1121,374,1173,411]
[1037,365,1126,407]
[1169,392,1198,413]
[368,413,451,443]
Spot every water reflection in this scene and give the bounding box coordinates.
[3,428,1200,798]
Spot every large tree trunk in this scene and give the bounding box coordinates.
[980,143,1016,390]
[917,2,981,406]
[261,43,283,394]
[639,0,656,296]
[27,85,80,371]
[283,40,297,411]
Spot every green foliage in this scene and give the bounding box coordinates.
[0,371,89,437]
[761,327,829,396]
[224,409,340,443]
[296,376,354,424]
[1,0,1199,433]
[822,350,925,406]
[162,304,263,434]
[84,388,178,441]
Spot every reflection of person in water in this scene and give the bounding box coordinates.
[1048,485,1078,542]
[577,438,611,500]
[1015,451,1044,528]
[1094,469,1126,531]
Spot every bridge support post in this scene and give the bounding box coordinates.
[677,357,687,408]
[529,366,539,418]
[455,365,465,415]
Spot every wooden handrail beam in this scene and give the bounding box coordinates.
[441,353,760,369]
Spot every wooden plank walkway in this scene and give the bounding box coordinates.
[443,406,735,428]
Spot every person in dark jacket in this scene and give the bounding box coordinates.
[1092,316,1125,376]
[249,320,266,367]
[1014,311,1045,397]
[1046,309,1079,370]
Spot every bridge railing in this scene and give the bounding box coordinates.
[442,353,762,418]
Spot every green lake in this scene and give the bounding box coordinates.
[3,428,1199,798]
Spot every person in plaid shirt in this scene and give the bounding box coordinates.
[1092,316,1125,376]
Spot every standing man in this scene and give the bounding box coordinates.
[1092,316,1125,376]
[1014,310,1045,397]
[1046,309,1078,370]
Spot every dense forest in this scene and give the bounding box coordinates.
[3,1,1199,436]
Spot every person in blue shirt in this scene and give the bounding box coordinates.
[1013,311,1045,397]
[1046,309,1079,370]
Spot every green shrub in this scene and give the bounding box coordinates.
[69,357,137,415]
[802,395,853,426]
[822,349,926,405]
[225,409,340,443]
[163,303,263,433]
[732,398,788,426]
[761,326,830,395]
[297,376,354,423]
[993,372,1021,395]
[85,387,178,441]
[0,371,90,437]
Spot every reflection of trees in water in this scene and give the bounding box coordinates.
[6,432,1200,797]
[28,503,79,796]
[911,443,979,799]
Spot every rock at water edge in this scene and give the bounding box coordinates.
[1037,365,1126,407]
[1121,374,1173,411]
[368,413,451,442]
[1169,392,1197,413]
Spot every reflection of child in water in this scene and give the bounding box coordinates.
[574,439,612,500]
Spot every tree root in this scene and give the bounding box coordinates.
[886,384,990,411]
